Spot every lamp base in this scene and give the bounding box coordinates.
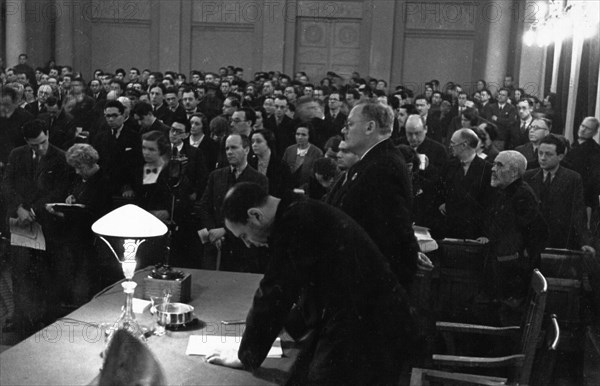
[143,272,191,303]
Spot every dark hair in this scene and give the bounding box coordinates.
[0,85,18,102]
[345,89,360,100]
[396,144,419,171]
[132,101,154,117]
[46,96,59,107]
[518,98,534,108]
[190,112,208,130]
[115,68,126,76]
[104,100,125,114]
[539,133,566,155]
[225,96,241,108]
[110,79,125,91]
[141,130,170,156]
[461,107,479,126]
[324,135,342,153]
[22,119,48,139]
[222,182,269,224]
[165,86,178,96]
[239,107,256,126]
[313,157,339,180]
[414,94,429,104]
[295,122,314,140]
[459,129,480,149]
[149,83,167,94]
[252,129,276,155]
[130,67,140,75]
[400,104,418,115]
[172,118,191,133]
[498,87,510,95]
[481,123,498,141]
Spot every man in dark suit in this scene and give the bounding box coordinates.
[415,95,443,144]
[264,95,296,158]
[132,101,170,135]
[524,135,591,251]
[0,85,34,166]
[437,128,493,239]
[92,100,143,196]
[206,182,414,385]
[198,133,268,272]
[149,83,174,126]
[482,150,547,301]
[169,119,208,200]
[327,101,423,288]
[165,87,188,124]
[515,117,550,170]
[25,84,53,117]
[324,91,347,135]
[508,98,534,150]
[3,119,74,338]
[488,88,517,150]
[565,117,600,229]
[402,114,448,181]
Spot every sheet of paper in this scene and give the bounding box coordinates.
[186,335,283,358]
[9,218,46,251]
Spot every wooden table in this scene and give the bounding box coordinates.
[0,269,300,385]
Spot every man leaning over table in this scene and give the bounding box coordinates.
[206,182,415,385]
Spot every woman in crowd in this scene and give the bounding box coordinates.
[249,129,290,198]
[282,123,323,188]
[475,123,500,161]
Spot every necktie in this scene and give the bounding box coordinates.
[521,121,527,133]
[145,168,158,174]
[172,146,178,157]
[461,161,469,176]
[112,128,118,139]
[541,173,552,202]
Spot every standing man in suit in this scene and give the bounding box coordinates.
[149,83,174,126]
[437,128,493,239]
[565,117,600,230]
[198,133,268,272]
[489,88,517,150]
[524,134,592,251]
[327,101,423,289]
[324,91,347,135]
[3,119,74,338]
[415,95,443,144]
[509,98,534,150]
[264,95,296,158]
[403,114,447,182]
[515,117,550,170]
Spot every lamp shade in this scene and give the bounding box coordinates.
[92,204,168,238]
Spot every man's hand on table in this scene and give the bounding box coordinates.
[206,350,244,369]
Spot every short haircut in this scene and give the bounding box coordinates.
[498,87,510,95]
[0,85,18,102]
[22,119,48,139]
[432,90,442,98]
[414,94,429,104]
[356,101,394,135]
[518,98,534,108]
[324,135,342,152]
[539,133,566,155]
[274,95,288,104]
[130,67,140,75]
[66,143,100,167]
[225,96,241,108]
[461,107,480,126]
[210,116,230,139]
[132,101,154,117]
[313,157,339,180]
[46,96,59,107]
[104,99,125,114]
[165,86,178,96]
[501,150,527,178]
[190,112,208,129]
[222,182,269,225]
[181,87,199,99]
[583,116,600,132]
[252,129,277,156]
[110,79,125,90]
[481,123,498,141]
[345,89,360,100]
[172,118,191,133]
[239,107,256,126]
[533,117,553,131]
[149,83,167,94]
[142,130,170,156]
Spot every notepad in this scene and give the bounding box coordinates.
[186,335,283,358]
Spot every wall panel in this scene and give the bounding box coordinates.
[91,22,151,72]
[190,24,255,74]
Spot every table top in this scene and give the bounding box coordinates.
[0,268,299,386]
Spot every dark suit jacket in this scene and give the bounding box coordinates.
[424,111,443,144]
[565,139,600,208]
[265,115,296,158]
[248,154,292,198]
[25,101,46,117]
[239,196,413,384]
[324,111,347,135]
[325,138,419,288]
[437,156,493,239]
[195,135,219,172]
[488,103,517,142]
[282,144,323,188]
[0,108,33,164]
[524,166,587,249]
[515,142,539,170]
[169,104,188,125]
[507,119,532,150]
[3,144,74,239]
[140,118,170,136]
[153,103,174,126]
[198,165,268,230]
[176,141,209,197]
[91,126,143,195]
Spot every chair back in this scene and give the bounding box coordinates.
[517,269,548,384]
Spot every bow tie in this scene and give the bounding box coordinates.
[145,167,158,175]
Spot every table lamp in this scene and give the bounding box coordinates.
[92,204,168,341]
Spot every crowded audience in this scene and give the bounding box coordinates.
[1,59,600,357]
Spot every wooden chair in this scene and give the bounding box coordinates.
[410,313,560,386]
[540,248,589,351]
[429,269,550,385]
[434,239,489,322]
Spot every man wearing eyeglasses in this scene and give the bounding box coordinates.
[325,92,347,135]
[515,117,550,170]
[437,128,492,239]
